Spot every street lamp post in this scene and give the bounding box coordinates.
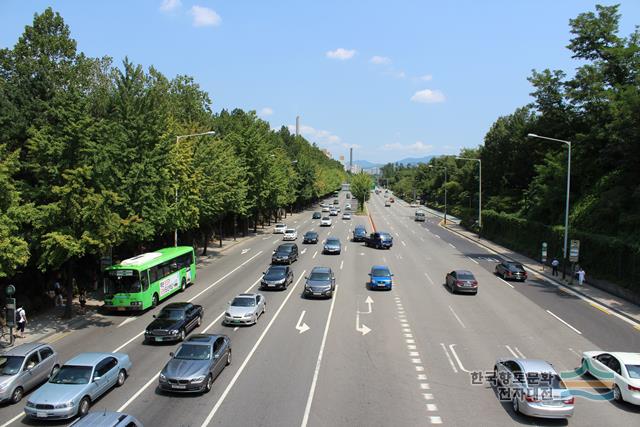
[174,131,216,246]
[456,157,482,229]
[428,165,447,225]
[527,133,572,279]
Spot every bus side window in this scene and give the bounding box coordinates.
[150,266,158,283]
[141,270,149,291]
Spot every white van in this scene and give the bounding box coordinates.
[414,210,426,222]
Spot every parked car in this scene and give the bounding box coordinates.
[273,223,287,234]
[368,265,393,290]
[303,231,319,244]
[364,232,393,249]
[223,294,266,326]
[320,217,332,227]
[0,343,60,404]
[304,267,336,298]
[445,270,478,294]
[70,411,142,427]
[342,212,352,220]
[352,225,367,242]
[144,302,204,343]
[495,261,528,281]
[24,352,132,419]
[272,243,299,264]
[312,212,321,219]
[159,334,231,394]
[261,265,293,290]
[581,351,640,405]
[494,358,574,419]
[283,228,298,241]
[323,237,342,255]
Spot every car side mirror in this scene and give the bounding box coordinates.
[93,376,101,382]
[304,276,308,280]
[169,352,175,358]
[152,314,156,318]
[368,273,371,276]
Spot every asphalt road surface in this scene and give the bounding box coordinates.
[1,192,638,426]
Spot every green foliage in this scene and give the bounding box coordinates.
[350,172,373,210]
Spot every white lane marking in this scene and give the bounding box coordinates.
[420,237,425,242]
[409,351,419,356]
[505,345,519,358]
[418,374,428,381]
[568,348,581,357]
[424,272,434,285]
[411,358,422,364]
[241,248,251,254]
[312,250,318,259]
[434,234,441,239]
[401,240,406,247]
[415,366,425,372]
[440,343,458,373]
[262,236,271,240]
[430,416,443,424]
[340,260,344,270]
[515,347,526,358]
[546,310,582,335]
[233,326,239,331]
[188,251,264,303]
[448,306,466,329]
[117,317,137,328]
[426,403,438,411]
[344,245,348,253]
[498,277,515,289]
[468,257,479,264]
[118,368,163,412]
[449,344,471,373]
[301,248,307,255]
[201,271,307,427]
[420,384,431,390]
[273,239,279,244]
[300,284,339,427]
[395,232,400,237]
[449,243,455,249]
[406,339,415,344]
[408,345,417,350]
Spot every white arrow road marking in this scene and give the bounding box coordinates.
[301,248,307,255]
[296,310,310,334]
[355,310,371,336]
[358,295,374,314]
[449,344,471,373]
[241,248,251,255]
[440,343,458,373]
[117,317,137,328]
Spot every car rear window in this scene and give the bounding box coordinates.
[0,356,24,375]
[277,245,293,253]
[457,272,475,280]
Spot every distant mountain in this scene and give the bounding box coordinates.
[352,159,382,168]
[395,155,436,165]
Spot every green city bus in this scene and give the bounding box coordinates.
[103,246,196,312]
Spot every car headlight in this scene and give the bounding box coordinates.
[169,329,179,334]
[54,401,74,409]
[159,373,166,381]
[225,312,231,317]
[190,375,207,383]
[244,313,253,318]
[25,401,36,408]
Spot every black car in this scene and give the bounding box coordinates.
[364,232,393,249]
[333,199,339,205]
[304,267,336,299]
[312,212,321,219]
[261,265,293,290]
[495,261,527,281]
[272,243,299,264]
[445,270,478,294]
[145,302,204,343]
[352,225,367,242]
[303,231,319,244]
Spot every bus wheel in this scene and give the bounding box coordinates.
[181,278,186,292]
[152,293,159,307]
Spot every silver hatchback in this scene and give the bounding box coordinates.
[0,343,59,404]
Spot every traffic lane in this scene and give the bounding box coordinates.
[306,239,430,427]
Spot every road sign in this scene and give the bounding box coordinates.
[541,242,548,263]
[569,240,580,263]
[5,284,15,297]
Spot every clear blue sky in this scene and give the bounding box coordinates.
[2,1,639,164]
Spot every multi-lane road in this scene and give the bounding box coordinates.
[1,191,639,426]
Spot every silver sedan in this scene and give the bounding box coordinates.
[223,293,266,326]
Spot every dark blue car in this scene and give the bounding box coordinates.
[368,265,393,290]
[352,225,367,242]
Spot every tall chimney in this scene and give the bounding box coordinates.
[349,147,353,172]
[295,116,300,137]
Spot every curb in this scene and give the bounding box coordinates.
[440,223,640,329]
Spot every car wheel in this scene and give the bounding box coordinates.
[226,350,232,366]
[10,386,23,404]
[78,396,91,417]
[180,278,186,292]
[613,384,623,402]
[204,374,213,393]
[179,329,186,341]
[116,369,127,387]
[152,293,159,307]
[512,397,520,414]
[197,315,202,327]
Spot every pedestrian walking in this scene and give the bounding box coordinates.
[577,268,585,286]
[54,280,63,307]
[15,306,26,339]
[79,289,87,311]
[551,258,559,276]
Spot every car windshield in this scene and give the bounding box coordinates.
[231,297,255,307]
[175,344,211,360]
[265,268,286,279]
[105,269,142,295]
[379,233,392,240]
[285,229,295,233]
[326,239,340,245]
[305,232,317,237]
[49,365,92,384]
[372,268,391,277]
[309,272,331,281]
[0,356,24,376]
[457,272,475,280]
[627,365,640,379]
[355,228,366,234]
[157,309,185,320]
[276,246,293,253]
[322,217,330,220]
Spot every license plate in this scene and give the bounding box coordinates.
[36,412,48,418]
[268,284,275,287]
[155,337,163,342]
[117,307,126,311]
[313,292,321,296]
[172,385,186,389]
[233,320,241,323]
[378,283,387,287]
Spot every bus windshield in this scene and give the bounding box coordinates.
[105,270,142,295]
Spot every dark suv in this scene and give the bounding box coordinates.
[364,232,393,249]
[272,243,299,264]
[352,225,367,242]
[304,267,336,299]
[495,261,527,281]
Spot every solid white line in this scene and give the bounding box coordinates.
[0,412,24,427]
[312,250,317,259]
[118,369,162,412]
[498,277,515,289]
[468,257,479,264]
[201,271,307,427]
[449,344,471,373]
[117,317,137,328]
[449,243,456,249]
[344,245,348,253]
[440,343,458,373]
[514,347,526,358]
[546,310,582,335]
[419,237,424,242]
[505,345,519,358]
[424,272,434,285]
[300,284,339,427]
[401,240,406,247]
[340,260,344,270]
[112,331,145,353]
[448,306,466,329]
[434,234,441,239]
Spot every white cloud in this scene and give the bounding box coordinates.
[326,48,356,60]
[160,0,182,12]
[190,5,221,27]
[288,124,341,144]
[410,89,445,103]
[259,107,274,117]
[370,55,391,65]
[382,141,434,154]
[420,74,433,81]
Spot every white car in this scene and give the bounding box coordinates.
[410,202,418,207]
[283,228,298,241]
[345,203,351,210]
[342,212,352,220]
[329,209,338,216]
[320,217,332,227]
[273,223,287,234]
[322,207,330,213]
[582,351,640,405]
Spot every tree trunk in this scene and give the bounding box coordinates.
[202,229,210,256]
[64,260,74,319]
[219,216,223,248]
[233,214,237,241]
